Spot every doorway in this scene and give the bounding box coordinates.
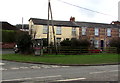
[100,40,104,50]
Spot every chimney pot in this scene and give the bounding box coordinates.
[70,16,75,22]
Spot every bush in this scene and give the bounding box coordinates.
[16,32,33,54]
[59,38,91,54]
[109,38,120,53]
[60,38,90,48]
[60,39,71,46]
[2,30,16,43]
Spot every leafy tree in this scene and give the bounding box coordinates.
[2,30,16,43]
[109,38,120,53]
[60,38,90,47]
[16,32,33,54]
[60,39,71,46]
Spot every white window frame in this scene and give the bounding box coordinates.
[107,28,111,36]
[95,28,99,36]
[43,25,48,34]
[94,40,99,48]
[56,26,61,35]
[82,27,87,35]
[72,27,76,36]
[56,38,61,46]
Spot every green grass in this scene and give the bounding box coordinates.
[1,53,119,65]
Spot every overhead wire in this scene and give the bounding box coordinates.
[56,0,117,18]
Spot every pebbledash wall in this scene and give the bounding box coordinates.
[29,17,120,48]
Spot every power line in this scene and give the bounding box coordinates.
[56,0,117,18]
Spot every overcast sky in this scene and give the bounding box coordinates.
[0,0,119,25]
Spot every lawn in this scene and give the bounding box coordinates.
[1,53,119,65]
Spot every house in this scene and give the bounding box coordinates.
[15,24,29,31]
[0,21,18,30]
[29,17,80,44]
[77,21,119,48]
[29,17,120,48]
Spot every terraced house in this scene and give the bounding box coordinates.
[29,17,120,48]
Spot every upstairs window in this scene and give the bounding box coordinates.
[82,27,87,35]
[72,27,76,36]
[43,25,48,34]
[107,28,111,36]
[56,26,61,35]
[95,28,99,36]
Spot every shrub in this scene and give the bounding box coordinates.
[109,38,120,53]
[60,39,71,46]
[2,30,16,43]
[59,38,91,54]
[16,32,33,54]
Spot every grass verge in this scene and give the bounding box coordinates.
[1,53,119,65]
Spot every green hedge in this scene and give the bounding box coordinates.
[2,30,16,43]
[2,30,26,43]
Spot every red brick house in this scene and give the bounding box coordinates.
[77,21,120,49]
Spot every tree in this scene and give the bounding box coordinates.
[16,32,33,54]
[60,38,90,48]
[109,38,120,53]
[60,39,71,46]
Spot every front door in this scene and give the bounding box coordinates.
[100,40,104,50]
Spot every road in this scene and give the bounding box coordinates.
[2,49,14,54]
[1,60,119,83]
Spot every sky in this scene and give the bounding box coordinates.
[0,0,119,25]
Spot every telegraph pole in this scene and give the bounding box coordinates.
[22,17,24,30]
[47,0,50,46]
[47,0,58,54]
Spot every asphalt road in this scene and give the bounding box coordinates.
[1,60,119,83]
[2,49,14,54]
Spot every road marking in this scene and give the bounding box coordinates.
[10,67,19,70]
[19,67,29,69]
[0,68,7,71]
[51,65,60,68]
[56,78,86,82]
[61,66,70,68]
[90,70,119,74]
[2,75,62,82]
[30,66,41,69]
[41,65,51,68]
[0,63,5,66]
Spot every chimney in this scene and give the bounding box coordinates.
[70,16,75,22]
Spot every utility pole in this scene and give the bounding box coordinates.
[22,17,24,30]
[47,0,50,47]
[47,0,58,54]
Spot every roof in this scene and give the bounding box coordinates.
[29,18,119,28]
[15,24,29,29]
[0,21,19,30]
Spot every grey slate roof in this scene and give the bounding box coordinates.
[29,18,119,28]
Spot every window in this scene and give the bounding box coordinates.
[94,40,99,48]
[72,27,76,36]
[56,38,61,43]
[56,26,61,35]
[95,28,99,36]
[82,27,87,35]
[43,26,48,34]
[56,38,61,45]
[107,28,111,36]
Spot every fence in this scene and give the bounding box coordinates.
[44,46,118,55]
